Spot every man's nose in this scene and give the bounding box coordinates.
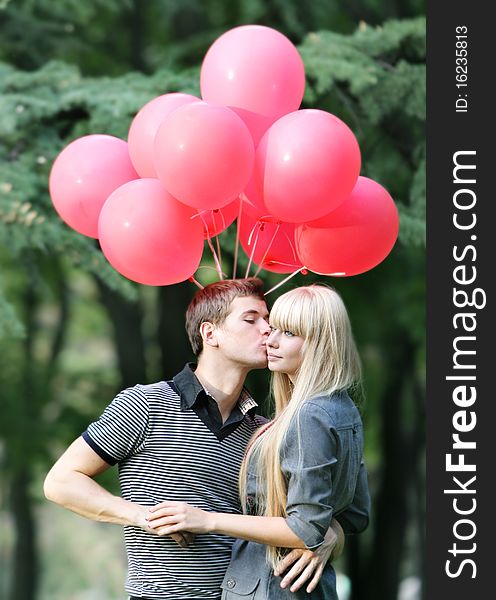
[260,322,271,336]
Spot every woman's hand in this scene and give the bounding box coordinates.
[146,500,215,536]
[273,518,345,593]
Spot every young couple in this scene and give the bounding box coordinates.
[44,278,370,599]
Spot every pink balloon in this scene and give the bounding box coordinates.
[239,176,270,219]
[254,109,361,223]
[98,179,204,286]
[49,135,138,238]
[227,107,273,149]
[295,176,399,277]
[197,198,240,239]
[128,93,199,177]
[239,211,303,274]
[200,25,305,146]
[154,101,254,210]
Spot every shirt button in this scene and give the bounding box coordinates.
[227,578,236,588]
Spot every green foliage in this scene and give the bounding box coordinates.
[0,60,200,333]
[0,16,426,333]
[0,0,127,73]
[0,276,24,338]
[299,17,425,247]
[0,0,425,80]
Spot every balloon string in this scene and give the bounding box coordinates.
[247,219,259,245]
[253,222,280,278]
[207,235,224,280]
[213,208,227,233]
[264,267,306,296]
[280,228,298,261]
[233,198,243,279]
[216,234,222,270]
[196,211,209,231]
[263,260,302,268]
[209,210,224,266]
[196,265,222,273]
[188,276,204,290]
[198,211,224,280]
[245,221,262,278]
[194,209,226,238]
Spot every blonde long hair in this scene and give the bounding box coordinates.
[239,285,362,565]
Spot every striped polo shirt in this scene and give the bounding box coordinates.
[82,364,266,600]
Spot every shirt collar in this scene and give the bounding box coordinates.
[172,363,258,415]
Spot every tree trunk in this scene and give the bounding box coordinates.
[96,278,147,389]
[157,282,195,379]
[8,468,38,600]
[127,0,146,72]
[350,333,420,600]
[8,277,38,600]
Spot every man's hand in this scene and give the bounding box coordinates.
[273,518,345,593]
[43,438,196,548]
[169,532,195,548]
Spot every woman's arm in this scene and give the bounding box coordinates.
[148,402,340,550]
[146,501,306,548]
[335,460,370,534]
[273,518,345,593]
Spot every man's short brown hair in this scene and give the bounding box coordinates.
[185,278,265,356]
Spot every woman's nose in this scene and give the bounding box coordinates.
[266,331,279,347]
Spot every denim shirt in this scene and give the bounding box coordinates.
[220,391,370,600]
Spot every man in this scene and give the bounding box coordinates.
[44,278,353,599]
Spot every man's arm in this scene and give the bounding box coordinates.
[44,436,194,547]
[43,436,149,527]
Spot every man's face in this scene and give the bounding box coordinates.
[214,296,270,369]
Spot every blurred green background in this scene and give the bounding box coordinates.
[0,1,425,599]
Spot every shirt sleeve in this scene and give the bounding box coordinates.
[282,402,337,549]
[82,385,150,465]
[335,460,371,534]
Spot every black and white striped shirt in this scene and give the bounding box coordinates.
[82,364,265,599]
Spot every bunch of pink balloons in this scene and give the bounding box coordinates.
[49,25,399,286]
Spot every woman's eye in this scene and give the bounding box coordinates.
[269,325,276,332]
[244,320,255,324]
[284,330,295,337]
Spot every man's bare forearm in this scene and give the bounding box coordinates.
[44,468,147,527]
[43,437,148,528]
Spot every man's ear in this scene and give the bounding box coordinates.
[199,321,219,349]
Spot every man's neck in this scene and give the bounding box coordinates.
[194,357,249,423]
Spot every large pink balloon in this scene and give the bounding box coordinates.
[49,135,138,238]
[98,179,204,286]
[200,25,305,146]
[239,211,303,274]
[128,93,199,177]
[254,110,361,223]
[197,198,240,239]
[154,101,254,210]
[295,176,399,277]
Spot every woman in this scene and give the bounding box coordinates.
[147,285,370,599]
